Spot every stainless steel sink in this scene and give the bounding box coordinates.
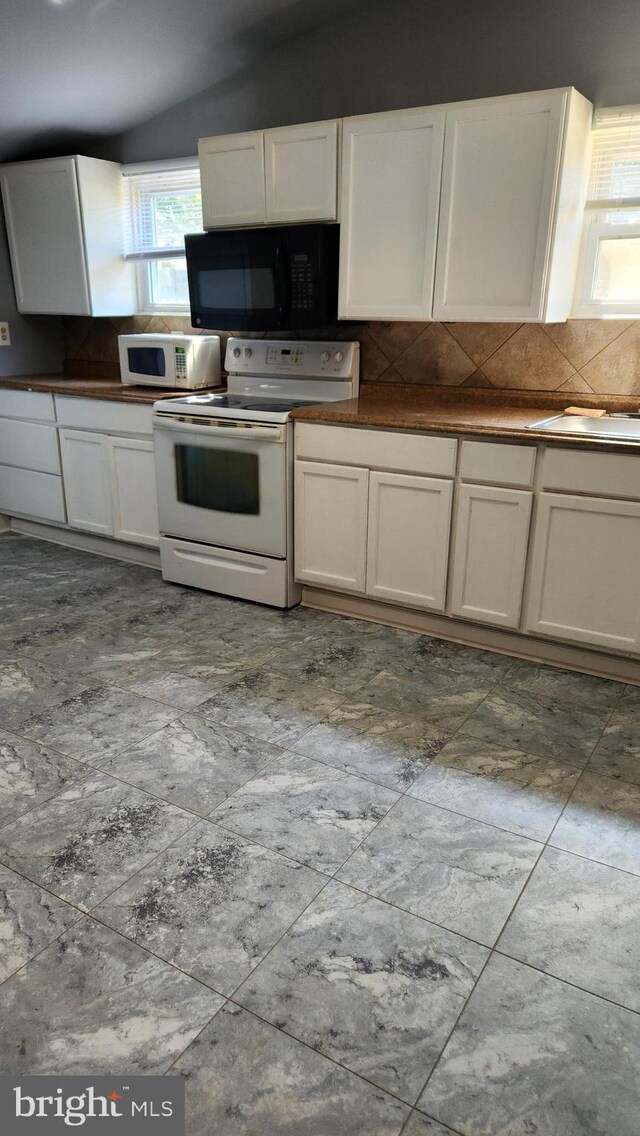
[527,415,640,440]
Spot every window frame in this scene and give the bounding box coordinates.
[573,106,640,318]
[122,158,202,315]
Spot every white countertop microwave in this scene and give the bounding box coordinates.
[118,333,221,389]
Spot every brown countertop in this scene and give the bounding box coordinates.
[291,384,640,450]
[0,374,222,404]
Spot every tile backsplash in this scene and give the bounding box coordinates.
[63,316,640,397]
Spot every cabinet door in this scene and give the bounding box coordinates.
[264,120,339,222]
[109,437,159,548]
[433,91,567,321]
[0,158,90,314]
[339,108,445,319]
[294,461,368,591]
[366,472,453,610]
[450,485,533,628]
[525,493,640,653]
[59,429,112,535]
[199,132,265,228]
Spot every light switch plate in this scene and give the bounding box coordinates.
[0,323,10,346]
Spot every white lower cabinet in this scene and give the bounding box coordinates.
[59,428,159,547]
[525,492,640,653]
[366,471,452,610]
[110,437,159,548]
[294,461,369,591]
[59,429,112,535]
[450,484,533,628]
[294,458,453,610]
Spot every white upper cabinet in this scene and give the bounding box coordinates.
[199,121,339,229]
[0,156,135,316]
[339,107,445,320]
[199,131,266,228]
[433,88,593,322]
[264,121,339,223]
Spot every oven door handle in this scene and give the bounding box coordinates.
[152,415,285,442]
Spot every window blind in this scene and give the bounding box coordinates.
[586,106,640,211]
[123,161,202,259]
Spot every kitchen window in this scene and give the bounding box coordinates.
[123,160,202,313]
[574,106,640,316]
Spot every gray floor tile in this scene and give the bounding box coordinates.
[291,700,452,791]
[357,666,492,731]
[0,657,93,730]
[236,879,487,1104]
[404,636,513,684]
[98,715,283,815]
[0,729,86,826]
[419,954,640,1136]
[501,658,625,712]
[0,771,197,909]
[498,845,640,1011]
[589,697,640,786]
[197,669,347,748]
[18,685,178,762]
[0,864,80,983]
[269,625,418,694]
[172,1003,410,1136]
[462,686,609,766]
[211,753,399,873]
[338,796,541,945]
[550,771,640,875]
[408,734,581,840]
[113,669,236,710]
[402,1113,459,1131]
[94,821,324,994]
[403,1114,457,1136]
[0,918,222,1074]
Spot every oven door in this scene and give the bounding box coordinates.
[153,414,288,557]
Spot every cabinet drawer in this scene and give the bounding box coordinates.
[0,464,65,522]
[541,447,640,500]
[460,440,536,487]
[295,423,457,477]
[0,389,55,421]
[54,397,153,436]
[0,419,60,474]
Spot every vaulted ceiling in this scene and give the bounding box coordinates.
[0,0,370,162]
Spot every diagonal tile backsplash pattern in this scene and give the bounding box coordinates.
[63,316,640,396]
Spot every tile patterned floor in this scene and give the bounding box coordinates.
[0,532,639,1135]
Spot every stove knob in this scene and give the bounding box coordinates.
[232,347,241,358]
[244,347,253,358]
[334,351,344,363]
[320,350,330,362]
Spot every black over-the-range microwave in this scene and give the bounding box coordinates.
[184,223,339,332]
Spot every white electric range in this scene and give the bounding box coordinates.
[152,337,360,606]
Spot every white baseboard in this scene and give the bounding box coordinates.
[302,587,640,686]
[6,518,161,570]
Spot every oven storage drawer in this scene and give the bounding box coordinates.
[159,537,291,607]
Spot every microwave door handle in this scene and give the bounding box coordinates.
[274,241,288,325]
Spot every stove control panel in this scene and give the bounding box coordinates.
[226,339,359,378]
